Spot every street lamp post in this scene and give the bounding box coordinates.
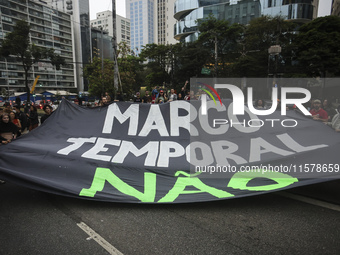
[268,45,281,98]
[112,0,119,99]
[100,27,104,97]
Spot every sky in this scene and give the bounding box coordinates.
[89,0,126,20]
[317,0,333,17]
[89,0,333,21]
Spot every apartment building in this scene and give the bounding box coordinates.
[90,10,131,49]
[47,0,91,92]
[0,0,75,92]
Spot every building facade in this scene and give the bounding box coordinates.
[0,0,75,93]
[126,0,155,55]
[157,0,166,45]
[261,0,319,21]
[48,0,91,92]
[332,0,340,16]
[174,0,261,43]
[91,27,114,60]
[173,0,320,43]
[163,0,177,45]
[90,11,131,49]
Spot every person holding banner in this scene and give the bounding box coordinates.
[0,113,18,143]
[13,105,27,134]
[310,99,328,122]
[9,111,21,137]
[254,99,267,109]
[325,104,340,132]
[157,90,167,103]
[0,112,18,185]
[168,89,178,102]
[322,99,336,121]
[40,105,53,125]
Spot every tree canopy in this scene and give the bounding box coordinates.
[294,15,340,77]
[82,15,340,98]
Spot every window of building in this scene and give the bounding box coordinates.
[1,16,12,23]
[2,24,12,32]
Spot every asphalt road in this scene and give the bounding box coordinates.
[1,180,339,255]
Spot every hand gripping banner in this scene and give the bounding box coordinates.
[0,99,339,203]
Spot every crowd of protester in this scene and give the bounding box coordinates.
[305,98,340,132]
[1,79,339,185]
[0,102,54,144]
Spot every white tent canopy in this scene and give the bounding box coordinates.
[42,90,77,96]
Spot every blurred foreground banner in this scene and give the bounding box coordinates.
[0,97,339,203]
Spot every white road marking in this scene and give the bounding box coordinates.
[279,192,340,212]
[77,222,124,255]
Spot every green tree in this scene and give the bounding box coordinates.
[83,57,115,99]
[117,42,143,95]
[174,41,210,81]
[139,41,211,92]
[294,15,340,78]
[233,16,297,77]
[197,14,244,77]
[0,20,65,104]
[140,44,170,88]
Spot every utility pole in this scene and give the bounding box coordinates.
[101,27,104,97]
[112,0,119,97]
[215,35,218,78]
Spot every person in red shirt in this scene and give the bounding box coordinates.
[310,99,328,122]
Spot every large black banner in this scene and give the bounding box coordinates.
[0,99,339,203]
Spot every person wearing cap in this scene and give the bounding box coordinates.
[157,89,167,103]
[134,92,142,103]
[310,99,328,122]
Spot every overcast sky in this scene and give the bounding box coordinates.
[89,0,126,20]
[89,0,333,21]
[317,0,332,17]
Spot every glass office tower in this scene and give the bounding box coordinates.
[174,0,261,42]
[261,0,319,21]
[174,0,318,43]
[126,0,155,55]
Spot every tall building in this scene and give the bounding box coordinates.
[47,0,91,92]
[261,0,319,20]
[90,11,131,49]
[157,0,166,45]
[174,0,261,43]
[126,0,155,55]
[91,27,114,60]
[0,0,75,92]
[163,0,177,45]
[332,0,340,16]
